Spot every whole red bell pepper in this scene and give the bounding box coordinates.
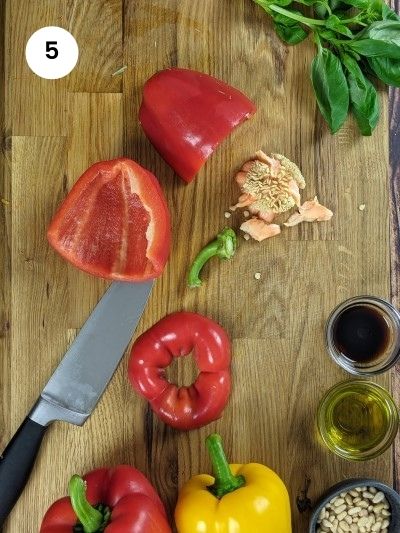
[40,465,171,533]
[47,158,171,281]
[128,312,231,430]
[139,68,256,183]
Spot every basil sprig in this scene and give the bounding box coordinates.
[253,0,400,134]
[311,43,349,133]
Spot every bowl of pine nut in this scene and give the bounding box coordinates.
[309,478,400,533]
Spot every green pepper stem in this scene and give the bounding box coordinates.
[69,475,107,533]
[206,434,245,498]
[187,228,237,288]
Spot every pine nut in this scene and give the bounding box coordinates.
[373,504,384,513]
[348,507,361,515]
[316,487,391,532]
[363,492,374,499]
[372,492,385,504]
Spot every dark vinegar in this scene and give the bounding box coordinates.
[333,305,390,363]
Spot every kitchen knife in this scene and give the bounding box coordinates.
[0,280,153,527]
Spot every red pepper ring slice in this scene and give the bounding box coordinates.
[128,312,231,430]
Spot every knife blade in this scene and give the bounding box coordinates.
[0,280,153,526]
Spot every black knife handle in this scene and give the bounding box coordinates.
[0,417,48,527]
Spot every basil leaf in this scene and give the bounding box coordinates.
[364,22,400,85]
[311,47,349,133]
[347,38,400,58]
[271,9,309,44]
[356,20,400,41]
[329,0,347,10]
[318,29,339,41]
[381,4,400,21]
[314,0,349,18]
[326,14,353,37]
[271,9,304,25]
[274,23,309,44]
[349,22,400,59]
[368,57,400,87]
[270,0,294,5]
[314,3,328,18]
[342,54,380,135]
[364,0,386,23]
[340,0,369,8]
[253,0,293,8]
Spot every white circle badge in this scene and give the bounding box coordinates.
[25,26,79,80]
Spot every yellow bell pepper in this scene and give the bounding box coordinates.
[175,434,291,533]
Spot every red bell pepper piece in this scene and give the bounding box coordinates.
[139,68,256,183]
[128,312,231,430]
[47,158,171,281]
[40,465,171,533]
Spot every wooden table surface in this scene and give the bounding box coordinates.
[1,1,399,531]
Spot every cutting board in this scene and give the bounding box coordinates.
[0,1,397,531]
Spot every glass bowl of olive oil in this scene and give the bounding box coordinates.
[317,380,399,461]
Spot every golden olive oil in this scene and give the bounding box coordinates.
[318,380,399,460]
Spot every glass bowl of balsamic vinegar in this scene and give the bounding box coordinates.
[326,296,400,376]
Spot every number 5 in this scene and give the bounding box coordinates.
[46,41,58,59]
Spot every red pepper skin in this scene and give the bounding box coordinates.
[128,312,231,430]
[139,68,256,183]
[40,465,172,533]
[47,158,171,281]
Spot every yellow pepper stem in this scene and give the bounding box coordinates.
[206,434,245,498]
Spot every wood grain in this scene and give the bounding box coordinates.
[0,1,397,531]
[6,1,68,136]
[0,0,11,457]
[66,0,123,93]
[390,0,400,495]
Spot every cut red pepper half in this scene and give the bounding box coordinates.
[47,158,171,281]
[128,312,231,430]
[40,465,171,532]
[139,68,256,183]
